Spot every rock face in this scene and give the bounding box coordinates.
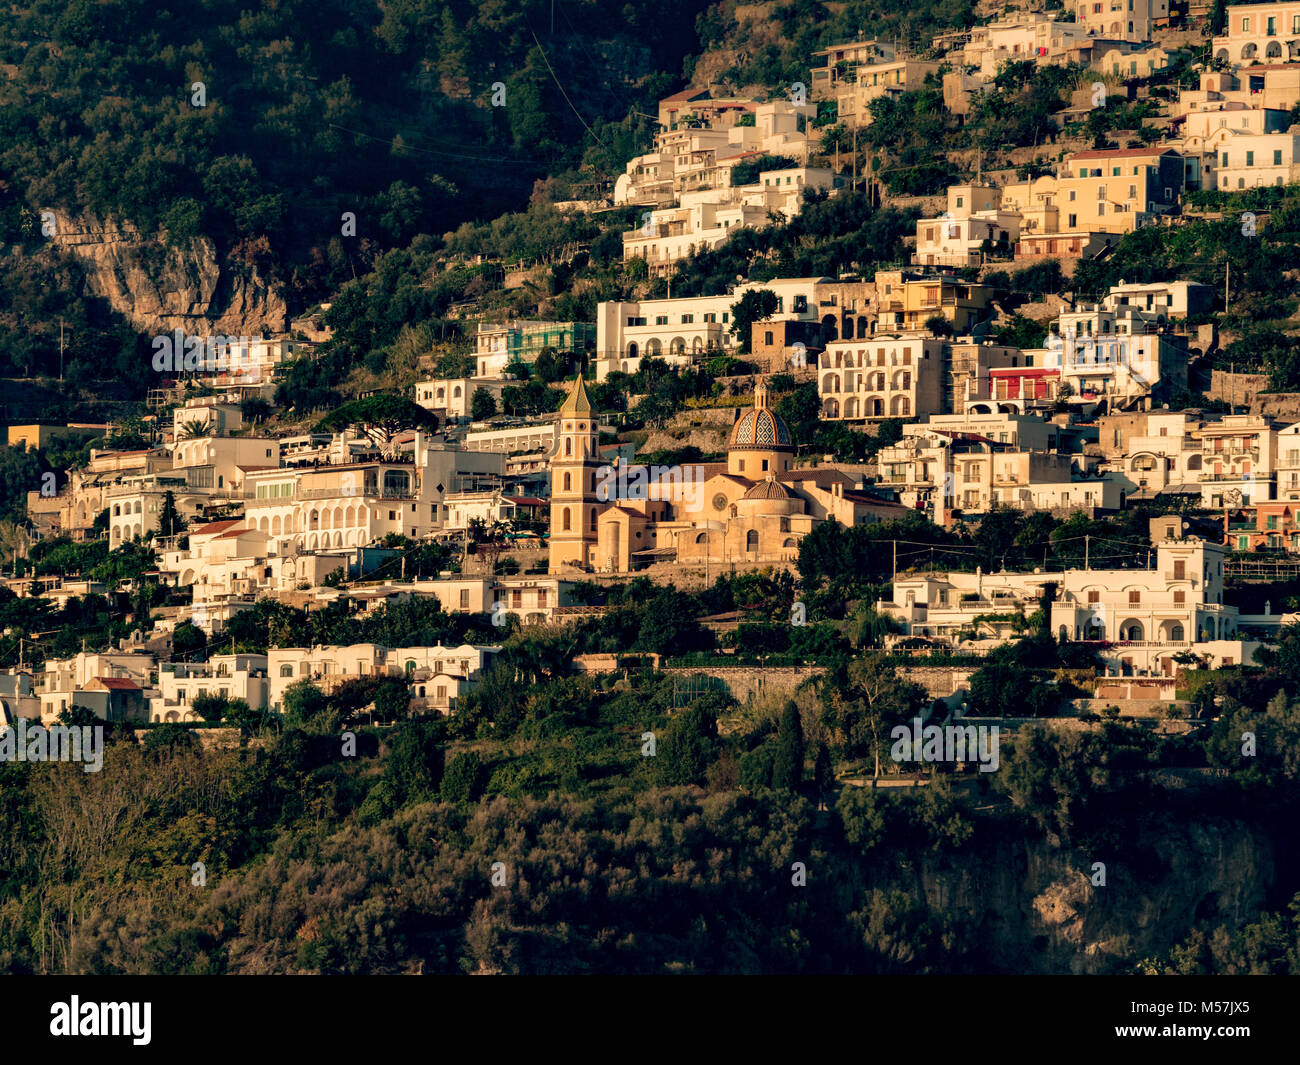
[878,816,1275,974]
[51,212,287,337]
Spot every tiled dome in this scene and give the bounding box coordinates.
[742,475,793,500]
[729,407,792,450]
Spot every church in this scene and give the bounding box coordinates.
[547,374,879,574]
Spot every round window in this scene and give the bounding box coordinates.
[712,493,727,512]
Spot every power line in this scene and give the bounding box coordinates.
[528,29,607,148]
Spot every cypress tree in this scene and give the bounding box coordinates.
[772,701,804,791]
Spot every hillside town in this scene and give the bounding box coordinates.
[3,0,1300,985]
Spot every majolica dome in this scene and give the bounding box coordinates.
[728,378,793,451]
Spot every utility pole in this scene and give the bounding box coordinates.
[1224,260,1230,312]
[852,124,857,193]
[59,319,64,384]
[1085,534,1090,570]
[892,539,897,584]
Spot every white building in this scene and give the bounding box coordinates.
[1102,410,1207,498]
[153,654,270,722]
[1200,415,1281,507]
[877,423,1123,522]
[158,518,347,621]
[106,471,202,547]
[623,167,837,278]
[959,12,1093,77]
[614,100,813,207]
[818,334,947,421]
[882,535,1252,675]
[172,397,244,438]
[242,434,505,552]
[915,205,1022,268]
[266,642,502,714]
[1042,303,1188,408]
[1100,280,1214,319]
[1073,0,1169,41]
[464,421,559,454]
[443,490,518,531]
[1205,128,1300,190]
[594,277,829,381]
[415,378,508,420]
[343,575,580,625]
[171,435,281,500]
[1212,2,1300,64]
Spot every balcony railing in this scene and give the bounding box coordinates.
[242,486,418,503]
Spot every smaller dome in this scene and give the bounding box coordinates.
[743,476,793,501]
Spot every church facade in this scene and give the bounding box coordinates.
[547,375,835,574]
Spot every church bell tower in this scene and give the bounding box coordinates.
[548,374,602,572]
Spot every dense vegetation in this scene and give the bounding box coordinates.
[0,0,713,385]
[4,617,1300,974]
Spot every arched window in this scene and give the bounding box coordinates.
[563,508,572,531]
[279,664,294,677]
[746,529,758,551]
[563,472,571,492]
[565,438,572,457]
[405,660,417,673]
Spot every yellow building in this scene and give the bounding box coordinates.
[7,424,108,451]
[873,270,994,333]
[1001,147,1184,235]
[547,377,859,574]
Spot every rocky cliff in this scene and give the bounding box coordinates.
[878,815,1275,974]
[50,212,287,338]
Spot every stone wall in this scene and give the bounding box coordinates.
[641,406,735,454]
[1073,697,1190,718]
[896,665,976,699]
[661,665,825,702]
[1252,393,1300,421]
[1208,369,1269,408]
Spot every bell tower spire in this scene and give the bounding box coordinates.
[549,373,602,572]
